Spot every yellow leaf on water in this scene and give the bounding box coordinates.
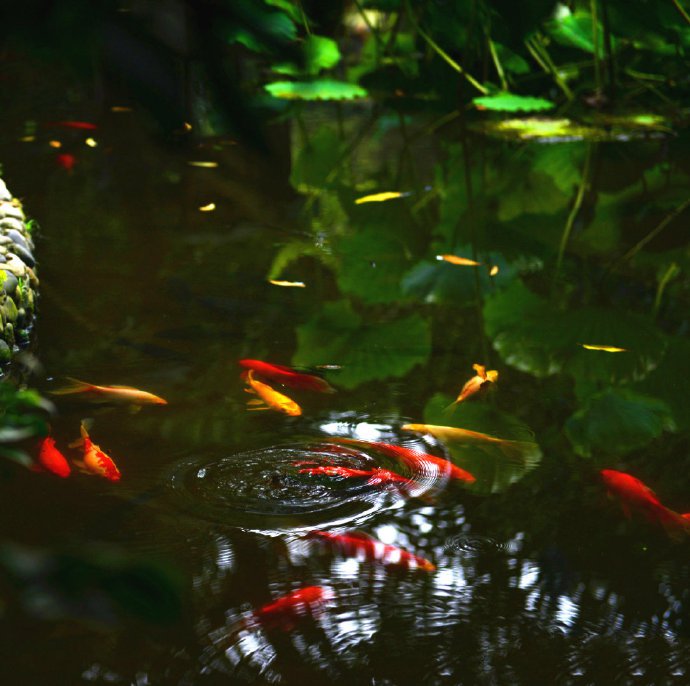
[436,254,481,266]
[268,279,306,288]
[580,343,628,353]
[355,191,407,204]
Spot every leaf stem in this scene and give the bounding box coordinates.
[671,0,690,26]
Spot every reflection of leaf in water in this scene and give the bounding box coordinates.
[293,300,431,389]
[267,240,336,280]
[532,144,584,194]
[401,254,514,304]
[290,128,346,192]
[265,79,367,101]
[498,171,569,222]
[635,336,690,431]
[484,281,667,392]
[473,93,554,112]
[423,393,541,495]
[565,388,675,458]
[336,227,412,304]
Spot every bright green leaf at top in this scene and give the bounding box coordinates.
[293,300,431,389]
[227,11,297,52]
[546,8,603,54]
[265,79,367,100]
[565,388,675,458]
[265,0,302,23]
[473,93,555,112]
[304,35,341,75]
[420,393,542,495]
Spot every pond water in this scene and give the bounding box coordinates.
[1,55,690,686]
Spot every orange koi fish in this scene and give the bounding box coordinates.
[250,586,334,631]
[245,370,302,416]
[333,438,475,484]
[436,254,481,266]
[239,359,335,393]
[37,437,71,478]
[297,464,409,485]
[45,120,98,130]
[401,423,530,464]
[308,530,436,571]
[50,377,167,406]
[69,422,121,482]
[600,469,689,537]
[451,364,498,406]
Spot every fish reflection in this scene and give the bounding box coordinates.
[245,370,302,416]
[308,530,436,571]
[240,359,335,393]
[332,438,476,484]
[69,422,121,482]
[37,436,71,478]
[450,363,498,406]
[601,469,690,538]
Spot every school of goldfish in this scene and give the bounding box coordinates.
[34,346,683,636]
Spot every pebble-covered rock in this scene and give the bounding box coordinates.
[0,178,38,368]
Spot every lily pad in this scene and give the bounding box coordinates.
[420,394,542,495]
[473,93,555,112]
[265,79,368,100]
[565,388,675,458]
[293,300,431,389]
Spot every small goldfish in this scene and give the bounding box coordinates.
[451,364,498,406]
[354,191,409,204]
[308,530,436,571]
[37,437,71,478]
[239,359,335,393]
[580,344,628,353]
[245,370,302,416]
[50,377,167,407]
[297,464,409,485]
[333,438,475,484]
[600,469,689,537]
[436,254,481,266]
[250,586,334,631]
[69,422,121,482]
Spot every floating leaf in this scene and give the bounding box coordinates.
[565,388,675,457]
[473,93,555,112]
[293,301,431,389]
[265,79,367,100]
[421,394,541,495]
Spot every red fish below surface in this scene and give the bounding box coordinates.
[37,437,71,478]
[250,586,334,631]
[239,359,336,393]
[308,530,436,571]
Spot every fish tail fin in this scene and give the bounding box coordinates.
[658,507,690,541]
[443,401,458,414]
[49,377,96,396]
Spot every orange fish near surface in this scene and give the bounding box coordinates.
[51,377,167,407]
[37,437,71,478]
[239,359,335,393]
[333,438,475,484]
[70,422,121,482]
[308,530,436,571]
[451,364,498,406]
[600,469,689,537]
[245,370,302,416]
[296,464,409,486]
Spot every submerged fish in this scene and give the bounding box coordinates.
[56,153,76,170]
[436,254,481,266]
[333,438,475,483]
[69,422,121,482]
[44,120,98,130]
[245,586,333,633]
[600,469,689,537]
[297,464,409,486]
[239,359,335,393]
[50,377,167,407]
[308,530,436,571]
[245,370,302,416]
[451,364,498,406]
[37,437,71,478]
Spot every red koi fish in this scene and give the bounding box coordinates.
[600,469,689,537]
[297,464,409,486]
[333,438,476,484]
[249,586,334,632]
[37,437,71,478]
[308,530,436,571]
[44,121,98,130]
[239,359,336,393]
[69,422,121,482]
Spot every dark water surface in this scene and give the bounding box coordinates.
[1,59,690,686]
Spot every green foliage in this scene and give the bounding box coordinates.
[293,300,431,389]
[265,79,368,100]
[473,93,555,112]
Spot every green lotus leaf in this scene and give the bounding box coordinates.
[473,93,555,112]
[265,79,367,100]
[565,388,675,457]
[293,300,431,389]
[418,393,541,495]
